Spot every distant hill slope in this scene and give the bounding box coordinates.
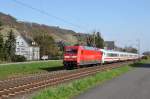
[0,12,87,45]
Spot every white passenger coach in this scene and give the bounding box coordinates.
[100,49,139,64]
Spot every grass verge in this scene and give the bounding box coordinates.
[32,64,132,99]
[0,60,63,79]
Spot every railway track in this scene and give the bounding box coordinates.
[0,61,133,99]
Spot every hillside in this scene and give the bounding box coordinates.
[0,12,84,45]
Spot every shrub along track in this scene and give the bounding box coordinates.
[0,61,133,99]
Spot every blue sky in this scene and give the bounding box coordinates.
[0,0,150,53]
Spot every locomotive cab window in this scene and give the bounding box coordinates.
[65,48,78,54]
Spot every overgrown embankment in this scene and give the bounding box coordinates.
[0,60,63,79]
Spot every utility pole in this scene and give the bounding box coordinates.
[137,39,140,59]
[93,31,96,47]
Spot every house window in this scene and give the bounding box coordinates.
[17,48,20,52]
[17,42,19,45]
[21,48,25,51]
[21,42,23,45]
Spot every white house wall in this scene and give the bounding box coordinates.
[15,35,40,60]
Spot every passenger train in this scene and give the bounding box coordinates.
[63,46,139,69]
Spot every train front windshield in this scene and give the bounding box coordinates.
[65,48,78,54]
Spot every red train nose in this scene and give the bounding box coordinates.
[64,55,77,61]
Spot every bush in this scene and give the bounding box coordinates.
[12,55,26,62]
[141,55,148,60]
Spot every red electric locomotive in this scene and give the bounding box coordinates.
[63,46,103,69]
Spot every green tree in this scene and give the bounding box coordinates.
[95,32,104,48]
[0,21,2,26]
[4,30,16,61]
[57,41,65,52]
[0,34,4,60]
[86,35,94,46]
[86,31,104,48]
[34,33,59,59]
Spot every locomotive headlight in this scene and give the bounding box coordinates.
[71,56,77,58]
[64,56,70,58]
[64,56,77,58]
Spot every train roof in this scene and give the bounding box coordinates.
[65,46,99,50]
[65,46,138,55]
[100,49,138,55]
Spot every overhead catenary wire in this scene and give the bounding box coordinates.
[13,0,86,30]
